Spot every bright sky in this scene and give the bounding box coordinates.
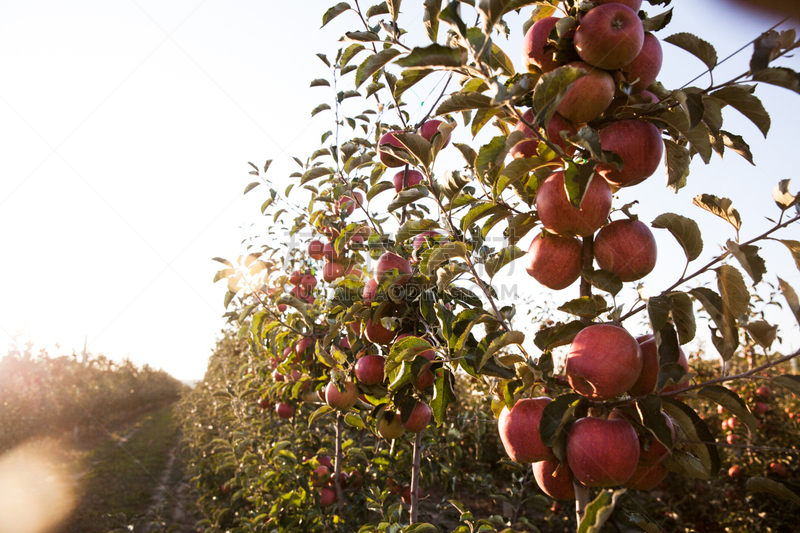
[1,1,798,381]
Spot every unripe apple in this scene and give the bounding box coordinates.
[392,169,424,192]
[624,462,668,490]
[556,62,615,123]
[376,252,413,285]
[276,402,296,419]
[510,110,578,159]
[379,131,407,168]
[628,334,689,396]
[596,120,663,187]
[325,381,359,411]
[619,33,663,94]
[323,261,345,282]
[355,355,385,385]
[567,416,640,487]
[536,171,612,238]
[364,318,397,345]
[566,324,643,400]
[532,459,575,500]
[363,277,379,302]
[378,412,406,439]
[402,402,432,433]
[419,119,451,147]
[498,398,555,463]
[308,239,325,260]
[522,17,561,73]
[525,231,583,290]
[320,486,338,506]
[594,219,657,282]
[574,3,644,70]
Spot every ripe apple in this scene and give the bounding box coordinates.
[323,242,339,262]
[593,219,657,282]
[277,304,287,313]
[290,271,303,285]
[300,274,318,291]
[411,231,447,263]
[364,318,397,345]
[335,191,364,217]
[535,171,612,237]
[344,264,363,279]
[756,386,771,398]
[325,381,359,411]
[728,465,743,478]
[595,0,642,10]
[312,465,331,486]
[308,240,325,260]
[392,169,424,192]
[753,402,770,414]
[320,486,338,506]
[727,434,740,445]
[258,398,271,409]
[532,459,575,500]
[574,3,644,70]
[272,369,285,382]
[498,398,555,463]
[624,462,668,490]
[376,252,413,285]
[355,355,385,385]
[567,416,640,487]
[401,485,412,505]
[323,261,345,282]
[619,33,663,94]
[378,412,406,439]
[402,402,432,433]
[318,455,333,470]
[276,402,296,419]
[566,324,643,400]
[525,231,583,290]
[379,131,407,168]
[510,110,578,159]
[296,337,316,359]
[419,119,451,147]
[414,368,435,390]
[628,334,689,396]
[770,462,790,477]
[363,277,379,302]
[557,62,616,123]
[596,120,663,187]
[522,17,561,73]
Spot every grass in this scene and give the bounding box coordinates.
[57,404,181,533]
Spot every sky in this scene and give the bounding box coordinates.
[0,1,798,381]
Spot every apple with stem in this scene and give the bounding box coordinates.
[574,3,644,70]
[532,459,576,500]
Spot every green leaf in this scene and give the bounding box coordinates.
[726,240,766,284]
[710,85,770,137]
[431,369,457,426]
[460,202,504,232]
[404,523,439,533]
[752,67,800,94]
[311,103,331,117]
[495,157,545,197]
[422,0,442,42]
[652,213,703,262]
[773,179,798,210]
[778,277,800,326]
[477,0,543,33]
[308,405,334,426]
[355,48,402,88]
[715,264,749,317]
[387,184,428,212]
[395,43,463,69]
[340,44,366,68]
[344,413,366,429]
[664,139,691,193]
[581,269,623,297]
[778,239,800,272]
[421,241,468,276]
[713,130,755,165]
[301,167,334,184]
[477,330,524,371]
[533,320,585,351]
[578,489,626,533]
[386,0,401,19]
[625,512,662,533]
[366,2,389,18]
[698,385,759,435]
[540,394,581,455]
[342,31,381,42]
[310,78,330,88]
[742,320,778,350]
[670,292,696,345]
[322,2,351,27]
[692,194,741,231]
[485,245,525,278]
[243,182,260,195]
[436,92,494,115]
[690,287,737,360]
[396,219,439,243]
[661,397,720,479]
[213,268,234,283]
[746,477,800,506]
[394,68,433,98]
[772,374,800,396]
[367,181,395,201]
[557,295,609,319]
[393,133,432,168]
[641,7,673,32]
[664,32,717,71]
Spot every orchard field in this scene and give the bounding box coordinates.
[176,0,800,532]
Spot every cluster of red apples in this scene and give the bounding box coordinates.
[521,0,664,290]
[499,325,690,499]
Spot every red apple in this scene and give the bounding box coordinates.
[335,191,364,216]
[323,261,345,282]
[318,455,333,470]
[325,381,359,411]
[770,462,790,477]
[365,318,397,345]
[525,231,583,290]
[728,465,743,478]
[276,402,296,419]
[258,398,271,409]
[323,242,339,262]
[402,402,432,433]
[566,324,643,400]
[308,240,325,260]
[355,355,385,385]
[376,252,413,285]
[567,416,640,487]
[628,334,689,396]
[272,369,285,382]
[320,486,338,506]
[594,0,642,10]
[498,398,555,463]
[532,459,576,500]
[536,171,612,237]
[344,264,363,279]
[727,434,740,445]
[296,337,316,359]
[378,412,406,439]
[753,402,770,414]
[574,3,644,70]
[379,131,407,167]
[392,169,424,192]
[312,465,331,486]
[401,485,412,505]
[510,110,578,159]
[419,119,451,147]
[624,462,668,490]
[277,304,287,313]
[300,274,318,291]
[619,33,663,94]
[411,231,447,263]
[556,62,615,123]
[522,17,561,73]
[593,219,657,282]
[290,271,303,285]
[414,369,435,390]
[596,120,663,187]
[756,386,771,398]
[363,277,379,302]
